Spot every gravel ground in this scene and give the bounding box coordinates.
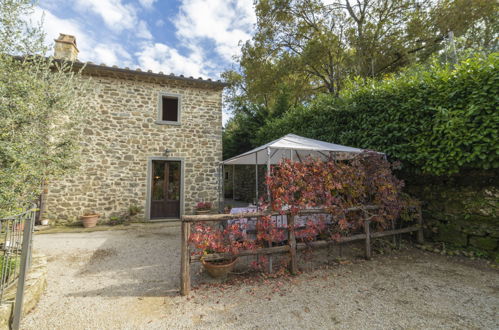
[22,223,498,330]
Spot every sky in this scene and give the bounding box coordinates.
[32,0,256,104]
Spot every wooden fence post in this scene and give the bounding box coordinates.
[288,214,298,275]
[180,219,191,296]
[417,207,424,244]
[364,220,371,260]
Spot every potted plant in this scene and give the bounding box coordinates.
[201,254,238,279]
[189,223,250,279]
[81,212,100,228]
[195,202,212,215]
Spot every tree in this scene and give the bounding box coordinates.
[224,0,499,110]
[0,0,87,216]
[222,85,294,159]
[223,104,269,159]
[254,53,499,175]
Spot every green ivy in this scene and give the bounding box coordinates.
[256,53,499,175]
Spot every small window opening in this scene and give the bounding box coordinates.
[162,96,179,122]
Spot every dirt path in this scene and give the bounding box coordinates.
[22,224,499,329]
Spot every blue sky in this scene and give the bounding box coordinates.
[33,0,256,81]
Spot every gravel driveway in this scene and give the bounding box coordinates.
[22,223,498,329]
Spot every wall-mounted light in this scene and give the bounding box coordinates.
[163,148,170,156]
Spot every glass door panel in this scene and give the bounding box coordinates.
[152,161,165,201]
[167,162,180,201]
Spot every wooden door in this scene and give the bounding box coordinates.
[150,161,181,219]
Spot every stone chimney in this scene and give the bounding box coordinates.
[53,34,79,61]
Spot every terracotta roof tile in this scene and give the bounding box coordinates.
[71,60,227,87]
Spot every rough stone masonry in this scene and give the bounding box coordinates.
[43,34,224,223]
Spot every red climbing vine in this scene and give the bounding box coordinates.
[262,151,406,232]
[189,152,413,264]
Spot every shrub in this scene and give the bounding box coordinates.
[108,216,124,226]
[263,152,408,232]
[128,205,142,216]
[256,53,499,175]
[189,223,254,256]
[189,153,414,264]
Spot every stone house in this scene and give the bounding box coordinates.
[44,34,225,223]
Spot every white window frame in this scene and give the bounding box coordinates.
[156,92,181,125]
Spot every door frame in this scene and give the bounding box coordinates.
[146,156,185,220]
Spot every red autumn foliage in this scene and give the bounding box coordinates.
[261,152,406,232]
[189,223,255,256]
[189,152,412,263]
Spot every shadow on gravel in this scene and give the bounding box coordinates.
[68,226,181,298]
[68,283,179,298]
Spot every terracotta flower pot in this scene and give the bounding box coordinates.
[81,214,99,228]
[201,257,238,278]
[195,209,211,215]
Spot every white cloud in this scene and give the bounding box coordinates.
[76,0,152,39]
[138,0,157,9]
[32,7,132,67]
[32,7,93,57]
[134,0,256,80]
[32,0,257,82]
[135,42,213,78]
[36,0,67,12]
[174,0,256,62]
[94,43,133,65]
[136,20,153,40]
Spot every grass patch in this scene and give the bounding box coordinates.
[0,256,19,280]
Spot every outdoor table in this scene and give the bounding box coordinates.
[228,207,332,236]
[227,207,333,272]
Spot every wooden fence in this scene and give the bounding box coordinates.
[180,206,423,296]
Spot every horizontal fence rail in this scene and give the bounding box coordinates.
[180,206,423,296]
[181,205,381,222]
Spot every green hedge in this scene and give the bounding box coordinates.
[256,54,499,175]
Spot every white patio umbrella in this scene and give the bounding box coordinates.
[221,134,371,205]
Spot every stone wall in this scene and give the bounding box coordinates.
[404,170,498,261]
[44,69,223,223]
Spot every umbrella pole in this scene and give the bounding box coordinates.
[219,163,222,212]
[266,147,273,274]
[255,153,258,205]
[266,147,271,204]
[232,164,235,201]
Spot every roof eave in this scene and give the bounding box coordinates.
[71,61,228,88]
[9,55,228,88]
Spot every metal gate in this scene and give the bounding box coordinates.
[0,205,36,329]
